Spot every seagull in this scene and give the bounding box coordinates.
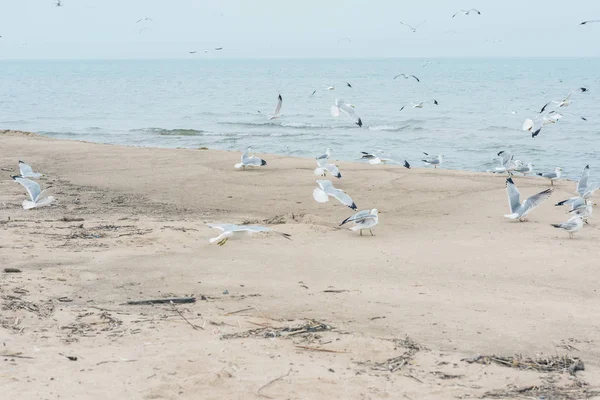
[394,74,420,82]
[346,82,352,88]
[316,148,332,160]
[337,37,351,44]
[11,176,55,210]
[551,215,584,239]
[537,167,562,186]
[494,151,517,174]
[327,85,335,91]
[580,20,600,25]
[18,160,42,178]
[523,111,563,138]
[340,209,379,236]
[313,180,356,210]
[399,21,426,33]
[136,17,153,23]
[330,98,362,127]
[55,0,62,6]
[268,94,283,120]
[400,100,438,111]
[234,147,267,169]
[504,177,553,221]
[569,202,594,222]
[207,223,291,246]
[189,51,197,54]
[367,155,410,169]
[452,9,481,17]
[513,161,535,176]
[314,158,342,179]
[214,47,223,51]
[360,151,377,160]
[421,153,443,168]
[555,165,599,209]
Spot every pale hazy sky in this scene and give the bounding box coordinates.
[1,0,599,59]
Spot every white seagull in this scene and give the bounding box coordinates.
[207,223,291,246]
[422,153,443,168]
[316,148,332,160]
[513,161,535,176]
[339,209,379,236]
[330,98,363,127]
[18,160,42,178]
[555,165,599,209]
[537,167,562,186]
[452,9,481,17]
[504,177,553,221]
[394,74,420,82]
[400,100,438,111]
[11,176,55,210]
[399,21,426,33]
[136,17,153,23]
[551,215,584,239]
[234,146,267,169]
[314,158,342,179]
[313,180,357,210]
[368,155,410,169]
[268,94,283,120]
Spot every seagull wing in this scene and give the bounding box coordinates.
[340,210,373,226]
[12,176,41,202]
[576,165,590,196]
[521,188,553,214]
[506,178,521,213]
[411,75,420,82]
[272,95,283,117]
[330,105,341,117]
[208,223,239,232]
[18,161,41,178]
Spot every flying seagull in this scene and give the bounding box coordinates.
[313,180,357,210]
[55,0,62,6]
[394,74,420,82]
[214,47,223,51]
[331,98,362,127]
[11,176,55,210]
[366,152,410,169]
[422,153,443,168]
[399,21,426,32]
[340,209,379,236]
[189,51,197,54]
[207,223,291,246]
[452,9,481,18]
[310,90,317,96]
[555,165,600,209]
[314,158,342,179]
[268,94,283,120]
[580,20,600,25]
[346,82,352,88]
[400,100,438,111]
[136,17,153,23]
[18,160,42,178]
[337,37,351,44]
[316,148,332,160]
[504,177,553,221]
[234,146,267,169]
[537,167,562,186]
[551,215,584,239]
[494,151,518,175]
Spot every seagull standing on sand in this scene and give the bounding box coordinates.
[234,147,267,169]
[452,9,481,17]
[11,176,55,210]
[313,180,357,210]
[207,223,291,246]
[494,151,517,174]
[399,21,426,32]
[400,100,438,111]
[513,161,535,176]
[504,177,553,221]
[316,148,332,160]
[537,167,562,186]
[18,160,42,178]
[555,165,599,209]
[331,98,363,127]
[422,153,443,168]
[394,74,420,82]
[268,95,283,120]
[314,158,342,179]
[340,209,379,236]
[551,215,584,239]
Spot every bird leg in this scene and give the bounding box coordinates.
[217,238,228,246]
[360,230,363,236]
[569,232,573,239]
[551,180,554,186]
[369,229,374,236]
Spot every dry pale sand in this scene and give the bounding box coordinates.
[1,130,600,399]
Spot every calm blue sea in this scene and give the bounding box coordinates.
[1,58,599,179]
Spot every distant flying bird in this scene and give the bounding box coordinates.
[394,74,420,82]
[204,49,209,53]
[268,94,283,120]
[55,0,62,6]
[310,90,317,96]
[136,17,153,23]
[504,177,553,221]
[400,100,438,111]
[422,61,432,68]
[399,20,426,33]
[214,47,223,51]
[580,20,600,25]
[337,37,351,44]
[346,82,352,88]
[327,85,335,91]
[189,51,197,54]
[452,9,481,17]
[330,98,362,127]
[340,209,379,236]
[11,176,56,210]
[138,27,150,35]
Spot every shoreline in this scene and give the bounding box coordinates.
[1,130,599,399]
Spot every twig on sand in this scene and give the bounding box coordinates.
[224,307,254,316]
[0,352,33,359]
[123,297,196,305]
[257,368,292,398]
[295,345,347,353]
[3,268,21,273]
[96,359,137,366]
[171,300,204,330]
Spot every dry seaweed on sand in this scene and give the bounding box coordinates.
[220,319,332,340]
[484,381,600,399]
[2,295,54,318]
[364,336,424,373]
[462,354,585,374]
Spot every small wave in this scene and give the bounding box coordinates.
[219,121,335,130]
[129,128,205,136]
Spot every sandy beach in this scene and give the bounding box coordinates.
[1,130,599,399]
